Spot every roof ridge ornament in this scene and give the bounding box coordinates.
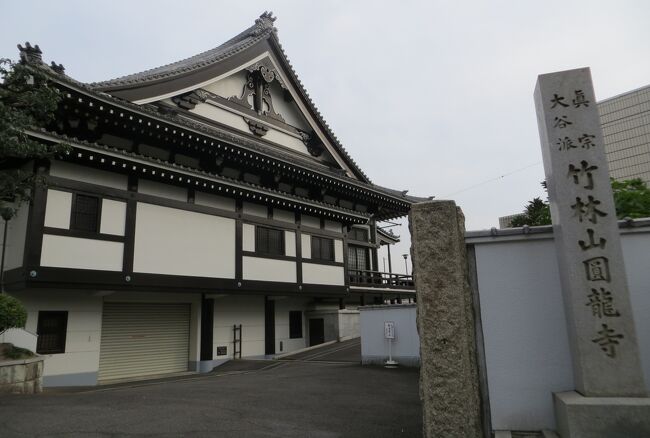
[250,11,277,36]
[17,42,43,64]
[50,62,65,75]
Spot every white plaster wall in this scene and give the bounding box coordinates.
[302,263,344,286]
[273,209,295,224]
[242,256,296,283]
[41,235,124,271]
[138,179,187,202]
[621,232,650,391]
[213,295,265,358]
[264,129,310,154]
[0,328,37,352]
[473,230,650,431]
[301,215,320,230]
[0,203,29,270]
[99,199,126,236]
[475,238,571,431]
[50,161,127,190]
[194,191,235,211]
[243,202,267,218]
[133,203,235,278]
[334,239,343,263]
[285,231,296,257]
[13,290,103,384]
[191,103,250,133]
[273,297,309,354]
[44,190,72,229]
[359,305,419,365]
[269,82,310,130]
[242,223,255,252]
[301,234,311,259]
[338,309,360,340]
[203,70,247,98]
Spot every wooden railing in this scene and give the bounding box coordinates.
[348,269,414,289]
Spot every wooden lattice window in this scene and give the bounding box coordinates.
[36,311,68,354]
[255,226,285,256]
[349,228,369,242]
[71,194,100,232]
[311,236,334,261]
[348,245,369,271]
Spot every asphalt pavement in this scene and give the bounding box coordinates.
[0,357,421,437]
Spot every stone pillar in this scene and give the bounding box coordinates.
[410,201,482,438]
[535,67,645,396]
[535,67,650,437]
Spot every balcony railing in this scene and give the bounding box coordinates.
[348,269,414,289]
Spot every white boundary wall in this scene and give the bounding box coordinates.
[359,304,420,366]
[467,224,650,431]
[0,328,37,352]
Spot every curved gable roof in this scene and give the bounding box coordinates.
[87,12,373,182]
[90,13,276,90]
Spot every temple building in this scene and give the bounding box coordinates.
[3,12,424,386]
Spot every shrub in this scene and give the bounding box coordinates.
[4,345,34,360]
[0,294,27,331]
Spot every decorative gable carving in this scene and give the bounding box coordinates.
[159,57,330,158]
[172,90,208,110]
[229,59,285,125]
[244,118,269,137]
[297,130,324,157]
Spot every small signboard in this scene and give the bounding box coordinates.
[216,346,228,356]
[384,321,395,339]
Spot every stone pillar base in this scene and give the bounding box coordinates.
[554,391,650,438]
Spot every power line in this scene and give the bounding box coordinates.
[443,161,542,197]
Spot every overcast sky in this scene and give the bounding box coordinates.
[3,0,650,273]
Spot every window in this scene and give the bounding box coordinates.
[36,311,68,354]
[71,194,100,232]
[255,226,285,256]
[311,236,334,261]
[348,245,372,284]
[349,228,369,242]
[348,245,369,271]
[289,311,302,339]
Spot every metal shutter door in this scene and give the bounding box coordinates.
[98,303,190,382]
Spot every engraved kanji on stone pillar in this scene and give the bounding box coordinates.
[534,67,646,397]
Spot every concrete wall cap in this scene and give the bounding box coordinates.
[0,356,44,367]
[358,303,417,310]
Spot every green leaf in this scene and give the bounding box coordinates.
[0,59,69,213]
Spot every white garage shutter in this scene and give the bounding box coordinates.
[98,303,191,382]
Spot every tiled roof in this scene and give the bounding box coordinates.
[88,12,277,89]
[465,217,650,240]
[18,12,432,207]
[85,12,375,184]
[31,128,372,221]
[377,227,401,243]
[29,60,426,209]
